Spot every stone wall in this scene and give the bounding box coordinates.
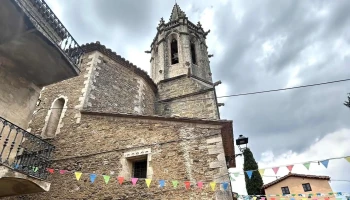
[24,113,231,200]
[0,60,41,128]
[84,52,156,115]
[156,76,219,119]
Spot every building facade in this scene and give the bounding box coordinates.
[262,173,334,200]
[2,2,236,200]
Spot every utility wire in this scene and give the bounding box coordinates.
[34,78,350,112]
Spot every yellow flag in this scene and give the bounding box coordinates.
[210,182,216,191]
[345,156,350,163]
[75,172,82,181]
[145,179,152,188]
[259,169,265,176]
[253,197,257,200]
[301,198,308,200]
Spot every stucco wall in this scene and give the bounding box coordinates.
[0,62,41,128]
[264,177,334,200]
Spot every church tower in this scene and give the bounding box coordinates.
[149,4,222,119]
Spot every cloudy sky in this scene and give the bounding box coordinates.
[46,0,350,195]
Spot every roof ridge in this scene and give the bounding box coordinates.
[262,173,331,189]
[80,41,157,92]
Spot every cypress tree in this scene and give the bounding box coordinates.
[345,93,350,108]
[243,148,264,195]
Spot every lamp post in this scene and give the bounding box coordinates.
[235,134,248,157]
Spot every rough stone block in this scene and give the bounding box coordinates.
[206,137,222,144]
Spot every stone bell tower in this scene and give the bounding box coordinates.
[149,3,213,84]
[149,4,221,120]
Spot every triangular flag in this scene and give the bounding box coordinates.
[59,170,67,174]
[304,162,311,170]
[292,194,296,196]
[184,181,190,190]
[287,165,294,172]
[145,179,152,188]
[271,198,276,200]
[290,198,295,200]
[222,182,229,191]
[159,180,165,188]
[117,177,124,185]
[131,178,138,186]
[261,197,265,200]
[14,164,20,169]
[233,172,240,177]
[336,192,342,196]
[320,160,329,168]
[90,174,97,183]
[328,192,333,196]
[229,174,236,181]
[259,169,265,176]
[75,172,82,181]
[302,198,308,200]
[103,175,110,184]
[197,181,203,189]
[172,180,179,188]
[280,198,285,200]
[272,167,279,174]
[324,198,330,200]
[33,167,38,172]
[246,171,253,179]
[345,156,350,163]
[210,182,216,191]
[47,168,54,174]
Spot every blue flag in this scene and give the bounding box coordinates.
[90,174,97,183]
[159,180,165,188]
[320,160,329,168]
[246,171,253,179]
[222,182,229,190]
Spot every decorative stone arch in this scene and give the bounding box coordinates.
[189,34,199,65]
[41,96,68,139]
[167,32,180,65]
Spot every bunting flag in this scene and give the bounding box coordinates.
[287,165,294,172]
[172,180,179,188]
[272,167,279,174]
[75,172,82,181]
[103,175,110,184]
[32,167,38,172]
[47,168,54,174]
[145,179,152,188]
[184,181,190,190]
[117,177,124,185]
[259,169,265,176]
[261,197,265,200]
[229,175,235,181]
[210,182,216,191]
[233,172,240,177]
[59,170,67,174]
[290,198,295,200]
[159,180,165,188]
[271,198,276,200]
[246,171,253,179]
[253,196,257,200]
[14,164,19,169]
[90,174,97,183]
[222,182,229,191]
[345,157,350,163]
[320,160,329,168]
[131,178,138,186]
[197,181,203,189]
[303,162,311,170]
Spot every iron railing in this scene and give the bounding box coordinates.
[0,117,55,180]
[12,0,84,67]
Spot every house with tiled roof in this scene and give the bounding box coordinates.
[262,173,333,200]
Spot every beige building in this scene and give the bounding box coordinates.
[1,0,237,200]
[262,173,333,200]
[0,0,82,197]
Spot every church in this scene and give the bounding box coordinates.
[1,2,236,200]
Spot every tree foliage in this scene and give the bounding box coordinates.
[243,148,264,195]
[345,93,350,108]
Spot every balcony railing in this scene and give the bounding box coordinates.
[0,117,55,180]
[12,0,84,67]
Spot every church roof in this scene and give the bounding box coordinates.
[169,3,186,21]
[262,173,331,189]
[80,41,157,93]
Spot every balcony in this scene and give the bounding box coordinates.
[0,116,54,197]
[0,0,83,87]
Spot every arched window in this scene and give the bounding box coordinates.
[43,98,65,138]
[171,39,179,64]
[190,41,197,65]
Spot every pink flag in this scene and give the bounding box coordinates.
[131,178,138,186]
[47,168,54,174]
[272,167,279,174]
[197,181,203,189]
[287,165,294,172]
[117,177,124,185]
[59,170,67,174]
[184,181,191,190]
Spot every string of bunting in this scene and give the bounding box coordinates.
[235,192,349,200]
[229,156,350,181]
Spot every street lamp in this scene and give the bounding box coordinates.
[236,134,248,153]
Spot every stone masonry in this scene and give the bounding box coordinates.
[20,3,236,200]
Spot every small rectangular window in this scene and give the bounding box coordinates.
[132,160,147,178]
[281,186,290,194]
[302,183,312,192]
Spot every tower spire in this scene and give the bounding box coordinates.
[169,3,185,21]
